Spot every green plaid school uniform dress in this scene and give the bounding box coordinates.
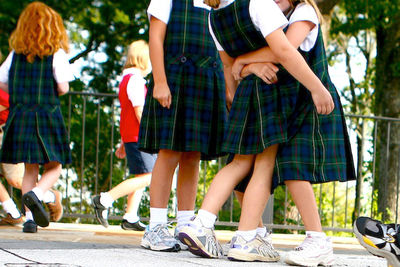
[271,27,356,190]
[210,0,355,192]
[0,53,71,164]
[138,0,227,159]
[210,0,289,154]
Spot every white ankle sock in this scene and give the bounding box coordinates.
[43,190,56,203]
[2,199,20,219]
[236,229,257,242]
[100,192,114,208]
[123,212,140,223]
[129,188,145,221]
[256,227,267,237]
[149,208,168,230]
[177,210,194,229]
[197,209,217,228]
[31,187,44,201]
[25,211,34,221]
[306,231,326,238]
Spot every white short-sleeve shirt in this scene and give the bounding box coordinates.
[289,3,319,52]
[0,49,75,84]
[122,68,146,107]
[209,0,288,51]
[147,0,211,24]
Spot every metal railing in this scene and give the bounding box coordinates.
[18,91,400,232]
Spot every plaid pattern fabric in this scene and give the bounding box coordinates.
[210,0,355,191]
[211,0,288,154]
[273,28,356,189]
[0,53,71,164]
[138,0,227,159]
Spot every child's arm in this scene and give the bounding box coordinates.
[266,28,333,114]
[149,16,171,109]
[134,106,143,123]
[234,20,315,80]
[0,82,8,93]
[57,82,69,96]
[0,104,6,112]
[219,51,239,111]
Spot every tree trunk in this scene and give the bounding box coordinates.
[374,24,400,221]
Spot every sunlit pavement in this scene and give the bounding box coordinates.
[0,223,387,267]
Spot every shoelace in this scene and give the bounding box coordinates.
[294,235,317,251]
[153,223,175,240]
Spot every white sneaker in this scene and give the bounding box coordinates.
[284,233,334,266]
[222,231,273,256]
[141,224,181,252]
[174,227,189,250]
[227,235,280,262]
[178,216,223,258]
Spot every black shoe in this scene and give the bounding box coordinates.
[354,216,400,267]
[121,219,146,231]
[23,220,37,233]
[22,191,49,227]
[92,195,109,228]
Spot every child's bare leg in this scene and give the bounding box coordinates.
[239,144,278,231]
[176,151,201,211]
[36,162,61,193]
[22,163,39,195]
[108,173,151,201]
[0,183,11,203]
[201,154,255,215]
[150,149,181,208]
[285,180,322,232]
[234,190,264,228]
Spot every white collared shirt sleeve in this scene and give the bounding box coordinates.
[147,0,173,24]
[127,74,146,107]
[289,3,319,52]
[53,49,75,83]
[249,0,288,38]
[208,16,224,51]
[0,51,14,84]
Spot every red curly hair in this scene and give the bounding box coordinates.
[9,1,69,63]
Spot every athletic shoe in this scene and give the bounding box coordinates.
[92,195,109,228]
[174,227,188,250]
[45,189,63,222]
[121,219,146,231]
[141,224,181,252]
[284,233,334,266]
[23,220,37,233]
[178,216,223,258]
[354,216,400,267]
[227,234,280,262]
[0,213,24,225]
[22,191,49,227]
[223,231,274,256]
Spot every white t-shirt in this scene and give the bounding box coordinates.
[122,67,146,107]
[147,0,211,24]
[209,0,288,51]
[0,49,75,84]
[289,3,319,52]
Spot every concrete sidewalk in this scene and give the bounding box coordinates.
[0,222,388,267]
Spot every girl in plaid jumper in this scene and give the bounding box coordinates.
[230,0,355,265]
[0,2,74,233]
[178,0,344,263]
[138,0,227,252]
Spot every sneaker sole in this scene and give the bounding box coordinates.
[140,240,181,252]
[178,232,218,258]
[92,197,108,228]
[23,193,49,227]
[353,221,400,267]
[228,249,280,262]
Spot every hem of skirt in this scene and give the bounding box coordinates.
[0,159,71,165]
[221,138,287,155]
[138,145,227,160]
[271,176,356,193]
